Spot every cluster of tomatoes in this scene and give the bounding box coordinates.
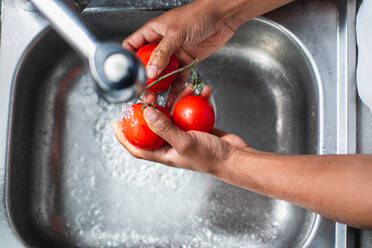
[121,43,215,150]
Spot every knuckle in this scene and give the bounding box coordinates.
[187,131,198,146]
[143,22,152,29]
[167,27,180,39]
[177,132,197,153]
[167,26,185,45]
[177,142,192,154]
[153,119,171,134]
[143,20,158,32]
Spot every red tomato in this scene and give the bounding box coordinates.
[122,103,171,149]
[136,43,179,93]
[172,95,215,132]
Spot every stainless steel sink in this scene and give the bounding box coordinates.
[0,0,357,247]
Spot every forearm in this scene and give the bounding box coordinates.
[219,150,372,229]
[195,0,294,30]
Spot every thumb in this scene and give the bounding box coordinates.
[146,30,182,78]
[143,107,193,151]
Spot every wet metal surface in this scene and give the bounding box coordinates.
[0,1,357,248]
[8,16,318,248]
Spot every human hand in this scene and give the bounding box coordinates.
[112,86,249,175]
[122,0,235,109]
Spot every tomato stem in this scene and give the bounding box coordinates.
[137,97,150,109]
[144,58,199,90]
[191,68,205,94]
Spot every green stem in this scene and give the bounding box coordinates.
[144,58,199,90]
[190,68,205,94]
[192,68,199,82]
[137,97,150,108]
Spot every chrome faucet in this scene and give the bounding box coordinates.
[29,0,146,103]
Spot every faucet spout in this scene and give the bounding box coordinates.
[29,0,146,103]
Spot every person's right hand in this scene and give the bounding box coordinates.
[122,0,236,109]
[113,82,252,174]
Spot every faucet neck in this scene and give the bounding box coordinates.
[73,0,90,11]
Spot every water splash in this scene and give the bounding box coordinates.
[58,74,283,248]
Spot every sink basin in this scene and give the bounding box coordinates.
[7,10,318,248]
[0,1,357,248]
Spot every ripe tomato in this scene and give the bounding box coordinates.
[122,103,171,149]
[172,95,215,133]
[136,43,179,93]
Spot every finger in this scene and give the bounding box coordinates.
[167,81,192,110]
[112,121,174,162]
[166,71,190,110]
[122,23,162,52]
[146,29,184,78]
[113,121,191,167]
[165,48,197,109]
[171,82,194,109]
[112,121,145,154]
[142,91,158,104]
[122,40,137,52]
[200,85,212,100]
[175,48,196,65]
[211,128,248,148]
[211,128,229,137]
[143,107,194,152]
[167,83,213,111]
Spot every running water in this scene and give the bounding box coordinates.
[58,73,282,248]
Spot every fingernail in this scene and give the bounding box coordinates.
[146,65,159,78]
[143,107,157,121]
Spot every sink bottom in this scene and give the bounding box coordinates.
[7,15,319,248]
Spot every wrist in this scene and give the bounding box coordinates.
[193,0,294,30]
[193,0,249,30]
[216,148,281,193]
[214,147,256,181]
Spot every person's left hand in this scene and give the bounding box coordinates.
[112,85,250,175]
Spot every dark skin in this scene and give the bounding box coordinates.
[114,0,372,229]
